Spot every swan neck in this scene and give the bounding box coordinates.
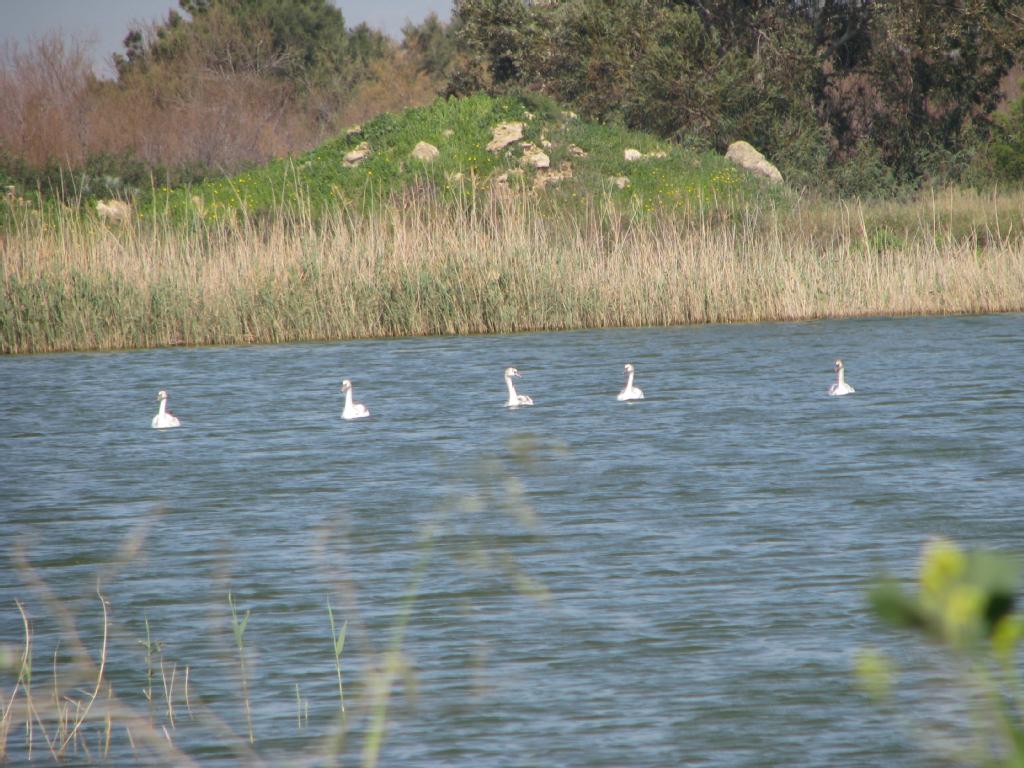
[836,368,845,387]
[345,388,354,408]
[158,399,168,416]
[626,370,635,390]
[505,375,518,402]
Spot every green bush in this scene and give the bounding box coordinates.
[0,150,214,204]
[978,95,1024,186]
[859,539,1024,766]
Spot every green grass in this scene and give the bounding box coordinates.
[142,93,776,222]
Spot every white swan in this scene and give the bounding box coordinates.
[828,359,855,396]
[617,363,645,401]
[151,390,181,429]
[504,367,533,407]
[341,379,370,419]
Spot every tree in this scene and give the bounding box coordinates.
[814,0,1024,179]
[114,0,389,90]
[448,0,542,92]
[402,12,459,80]
[449,0,1024,187]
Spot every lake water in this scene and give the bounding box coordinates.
[2,314,1023,766]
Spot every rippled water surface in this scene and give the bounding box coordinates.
[2,314,1023,766]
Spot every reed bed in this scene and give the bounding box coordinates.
[2,187,1024,354]
[0,589,358,765]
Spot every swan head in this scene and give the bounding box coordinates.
[504,367,521,378]
[156,390,168,401]
[834,359,845,372]
[341,379,353,392]
[624,363,635,374]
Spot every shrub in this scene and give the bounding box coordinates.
[978,95,1024,186]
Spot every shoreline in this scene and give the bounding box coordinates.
[4,190,1024,355]
[3,305,1024,357]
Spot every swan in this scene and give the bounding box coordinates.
[828,359,855,396]
[504,367,533,407]
[151,390,181,429]
[617,363,645,401]
[341,379,370,419]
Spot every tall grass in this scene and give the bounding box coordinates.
[2,185,1024,354]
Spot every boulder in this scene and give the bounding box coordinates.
[96,199,131,223]
[568,144,588,158]
[520,142,550,169]
[725,141,783,183]
[493,168,525,195]
[410,141,440,162]
[486,122,524,152]
[495,168,525,184]
[609,176,631,189]
[343,141,372,167]
[624,147,667,162]
[533,161,573,190]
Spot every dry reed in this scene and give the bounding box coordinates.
[2,188,1023,354]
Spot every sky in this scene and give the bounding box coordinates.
[0,0,452,77]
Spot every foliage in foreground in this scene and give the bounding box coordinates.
[0,445,550,764]
[859,539,1024,767]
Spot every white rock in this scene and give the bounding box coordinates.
[568,144,588,158]
[486,122,524,152]
[520,142,550,169]
[624,148,643,162]
[410,141,440,162]
[533,161,573,190]
[96,199,131,223]
[494,169,525,193]
[343,141,372,167]
[725,141,783,183]
[609,176,631,189]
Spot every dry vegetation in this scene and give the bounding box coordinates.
[3,187,1023,354]
[0,34,439,175]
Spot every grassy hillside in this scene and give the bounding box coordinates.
[4,94,1024,354]
[145,93,778,221]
